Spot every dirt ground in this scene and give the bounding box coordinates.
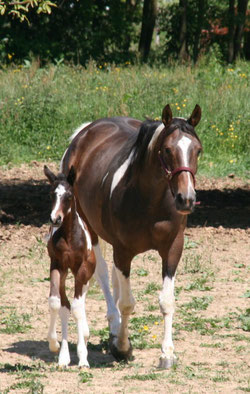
[0,162,249,393]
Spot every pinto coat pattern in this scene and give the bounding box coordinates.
[60,104,202,368]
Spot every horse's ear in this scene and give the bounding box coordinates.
[162,104,173,128]
[44,165,56,184]
[67,165,76,186]
[187,104,201,127]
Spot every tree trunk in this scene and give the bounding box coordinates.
[234,0,248,60]
[138,0,157,62]
[228,0,236,63]
[179,0,188,61]
[193,0,205,62]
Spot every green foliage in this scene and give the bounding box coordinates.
[0,61,249,177]
[0,0,56,22]
[79,370,93,383]
[0,309,32,333]
[157,0,234,62]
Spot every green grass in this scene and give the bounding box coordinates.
[0,59,249,176]
[0,309,32,334]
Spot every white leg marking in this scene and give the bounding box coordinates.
[51,184,66,222]
[47,296,61,352]
[93,243,120,336]
[159,276,176,360]
[112,263,120,307]
[114,267,135,353]
[58,306,71,367]
[76,212,92,251]
[71,287,90,367]
[177,135,195,197]
[148,123,165,152]
[110,150,135,198]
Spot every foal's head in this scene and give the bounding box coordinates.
[44,165,76,226]
[158,104,202,214]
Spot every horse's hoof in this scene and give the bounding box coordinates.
[109,334,133,362]
[158,355,177,369]
[48,339,60,353]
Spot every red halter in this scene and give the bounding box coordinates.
[158,150,196,187]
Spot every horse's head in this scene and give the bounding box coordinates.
[158,104,202,214]
[44,165,76,226]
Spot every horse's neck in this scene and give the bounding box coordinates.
[62,201,79,236]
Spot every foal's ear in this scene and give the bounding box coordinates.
[44,165,56,184]
[162,104,173,128]
[67,165,76,186]
[187,104,201,127]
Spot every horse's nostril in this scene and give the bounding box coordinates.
[176,193,185,205]
[55,216,62,225]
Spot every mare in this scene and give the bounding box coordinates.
[60,104,202,368]
[44,165,96,367]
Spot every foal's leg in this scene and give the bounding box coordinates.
[71,281,90,368]
[158,231,184,368]
[110,248,135,361]
[93,242,120,336]
[48,268,61,352]
[58,270,71,367]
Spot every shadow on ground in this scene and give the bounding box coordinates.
[0,179,249,229]
[2,340,116,368]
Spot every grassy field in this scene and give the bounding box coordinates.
[0,59,249,177]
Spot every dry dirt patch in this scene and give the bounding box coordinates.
[0,163,249,393]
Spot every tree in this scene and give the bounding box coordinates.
[228,0,248,62]
[178,0,188,61]
[0,0,56,22]
[139,0,157,62]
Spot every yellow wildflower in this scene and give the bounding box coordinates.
[143,325,149,331]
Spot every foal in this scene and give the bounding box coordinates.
[44,165,96,367]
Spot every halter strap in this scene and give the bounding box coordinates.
[158,151,196,187]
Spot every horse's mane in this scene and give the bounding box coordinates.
[130,117,201,168]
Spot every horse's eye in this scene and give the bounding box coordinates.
[165,148,171,155]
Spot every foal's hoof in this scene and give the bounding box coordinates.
[48,339,60,353]
[109,334,133,362]
[158,355,177,369]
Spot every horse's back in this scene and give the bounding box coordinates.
[62,117,141,174]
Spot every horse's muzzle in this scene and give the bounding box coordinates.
[175,193,196,214]
[50,216,62,226]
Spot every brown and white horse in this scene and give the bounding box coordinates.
[60,104,202,368]
[44,165,96,367]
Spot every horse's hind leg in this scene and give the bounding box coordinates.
[110,248,135,362]
[58,270,71,367]
[48,268,61,353]
[93,242,120,336]
[158,231,184,368]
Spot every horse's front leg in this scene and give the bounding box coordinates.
[158,231,184,368]
[58,270,71,367]
[48,268,61,353]
[93,242,120,336]
[71,283,90,368]
[110,249,135,362]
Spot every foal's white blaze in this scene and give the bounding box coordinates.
[110,150,134,198]
[76,212,92,251]
[51,184,67,222]
[177,135,194,196]
[159,276,176,360]
[148,123,165,152]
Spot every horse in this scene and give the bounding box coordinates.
[60,103,202,368]
[44,165,96,367]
